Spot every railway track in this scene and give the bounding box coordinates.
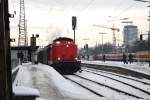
[64,63,150,99]
[82,67,150,85]
[81,68,150,95]
[81,63,150,80]
[64,76,104,97]
[64,74,146,99]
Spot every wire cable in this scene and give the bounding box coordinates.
[114,2,138,18]
[113,0,130,13]
[81,0,95,13]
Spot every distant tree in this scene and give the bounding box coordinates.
[103,43,114,53]
[90,42,113,55]
[128,40,149,52]
[78,40,150,57]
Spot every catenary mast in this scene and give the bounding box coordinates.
[18,0,27,46]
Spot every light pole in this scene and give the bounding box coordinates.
[99,32,107,56]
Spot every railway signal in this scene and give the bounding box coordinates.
[72,16,77,30]
[30,34,39,50]
[30,34,39,64]
[36,34,39,38]
[72,16,77,43]
[31,36,36,48]
[139,33,150,67]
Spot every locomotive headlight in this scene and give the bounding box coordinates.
[66,45,69,47]
[75,57,78,60]
[56,41,60,44]
[58,57,61,60]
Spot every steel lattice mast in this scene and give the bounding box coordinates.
[18,0,27,46]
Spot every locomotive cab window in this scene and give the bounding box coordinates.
[53,37,74,44]
[55,41,61,44]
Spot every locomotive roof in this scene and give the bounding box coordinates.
[53,37,73,42]
[36,37,73,53]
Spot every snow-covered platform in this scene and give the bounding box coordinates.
[82,60,150,76]
[13,63,106,100]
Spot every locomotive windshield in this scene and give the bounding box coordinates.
[53,37,74,44]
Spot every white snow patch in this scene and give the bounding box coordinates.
[13,62,150,100]
[13,86,40,96]
[13,65,33,87]
[76,71,150,99]
[12,65,21,73]
[35,63,105,99]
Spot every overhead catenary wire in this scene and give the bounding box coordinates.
[79,0,95,15]
[113,0,130,12]
[114,2,138,18]
[51,0,64,5]
[57,0,96,34]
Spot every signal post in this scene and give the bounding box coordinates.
[30,34,39,64]
[140,34,150,67]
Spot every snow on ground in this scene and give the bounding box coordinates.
[13,62,40,97]
[13,63,106,100]
[75,71,150,99]
[82,60,150,76]
[84,67,150,84]
[67,75,138,100]
[13,61,150,100]
[12,65,21,73]
[35,63,105,100]
[13,63,33,87]
[82,68,150,92]
[13,86,40,96]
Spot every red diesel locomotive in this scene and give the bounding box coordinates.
[37,37,81,74]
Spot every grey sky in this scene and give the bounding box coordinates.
[9,0,149,47]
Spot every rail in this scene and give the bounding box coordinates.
[81,63,150,79]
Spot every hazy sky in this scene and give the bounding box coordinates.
[9,0,150,48]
